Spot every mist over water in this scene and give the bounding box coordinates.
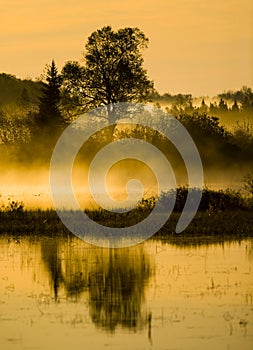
[0,161,247,210]
[1,103,252,210]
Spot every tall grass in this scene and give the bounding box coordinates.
[0,187,252,239]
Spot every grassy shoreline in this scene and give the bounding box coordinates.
[0,208,252,241]
[1,188,252,242]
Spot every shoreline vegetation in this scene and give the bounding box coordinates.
[0,27,252,246]
[1,187,252,243]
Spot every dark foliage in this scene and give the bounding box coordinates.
[36,60,64,131]
[61,26,154,121]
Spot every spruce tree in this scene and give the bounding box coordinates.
[37,60,63,131]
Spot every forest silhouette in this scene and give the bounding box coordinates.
[0,26,253,201]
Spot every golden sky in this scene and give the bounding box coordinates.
[1,0,252,96]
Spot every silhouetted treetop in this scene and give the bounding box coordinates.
[61,26,154,121]
[37,60,63,129]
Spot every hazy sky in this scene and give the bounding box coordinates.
[1,0,252,96]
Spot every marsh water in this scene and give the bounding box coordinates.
[0,235,252,350]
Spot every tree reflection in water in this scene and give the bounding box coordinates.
[88,247,151,332]
[41,238,64,301]
[41,237,152,332]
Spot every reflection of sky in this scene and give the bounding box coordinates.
[0,237,252,349]
[1,237,252,301]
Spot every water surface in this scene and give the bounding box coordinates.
[0,236,252,349]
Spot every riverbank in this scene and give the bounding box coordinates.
[0,208,252,243]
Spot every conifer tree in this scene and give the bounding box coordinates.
[37,60,63,130]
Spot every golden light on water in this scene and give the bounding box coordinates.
[1,237,252,349]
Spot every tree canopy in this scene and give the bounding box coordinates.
[61,26,154,122]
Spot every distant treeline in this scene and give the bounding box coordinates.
[151,86,253,116]
[0,71,253,172]
[1,72,252,121]
[0,73,42,106]
[1,73,253,116]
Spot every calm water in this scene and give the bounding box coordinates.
[0,236,252,350]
